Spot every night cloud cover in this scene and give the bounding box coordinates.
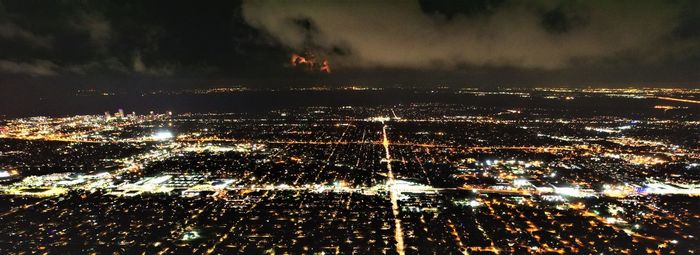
[0,0,699,87]
[243,0,691,69]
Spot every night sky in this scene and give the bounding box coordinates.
[1,0,700,89]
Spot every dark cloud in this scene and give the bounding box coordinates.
[242,0,697,70]
[0,0,293,81]
[0,21,53,48]
[71,13,111,50]
[0,59,56,76]
[0,0,698,87]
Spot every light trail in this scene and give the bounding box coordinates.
[446,218,467,253]
[391,109,399,119]
[382,124,405,255]
[1,134,578,154]
[178,138,576,151]
[0,197,54,218]
[413,148,432,186]
[658,96,700,104]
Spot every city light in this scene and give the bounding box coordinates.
[152,130,174,141]
[1,0,699,252]
[0,87,697,254]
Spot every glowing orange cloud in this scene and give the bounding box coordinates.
[290,53,331,73]
[320,59,331,73]
[291,54,308,66]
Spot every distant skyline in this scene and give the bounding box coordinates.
[1,0,700,88]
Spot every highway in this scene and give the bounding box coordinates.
[382,124,405,255]
[657,96,700,104]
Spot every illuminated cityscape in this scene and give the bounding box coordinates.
[2,0,700,254]
[0,87,697,254]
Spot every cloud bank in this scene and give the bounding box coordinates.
[242,0,693,70]
[0,22,53,48]
[0,60,57,76]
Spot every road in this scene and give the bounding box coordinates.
[382,124,405,255]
